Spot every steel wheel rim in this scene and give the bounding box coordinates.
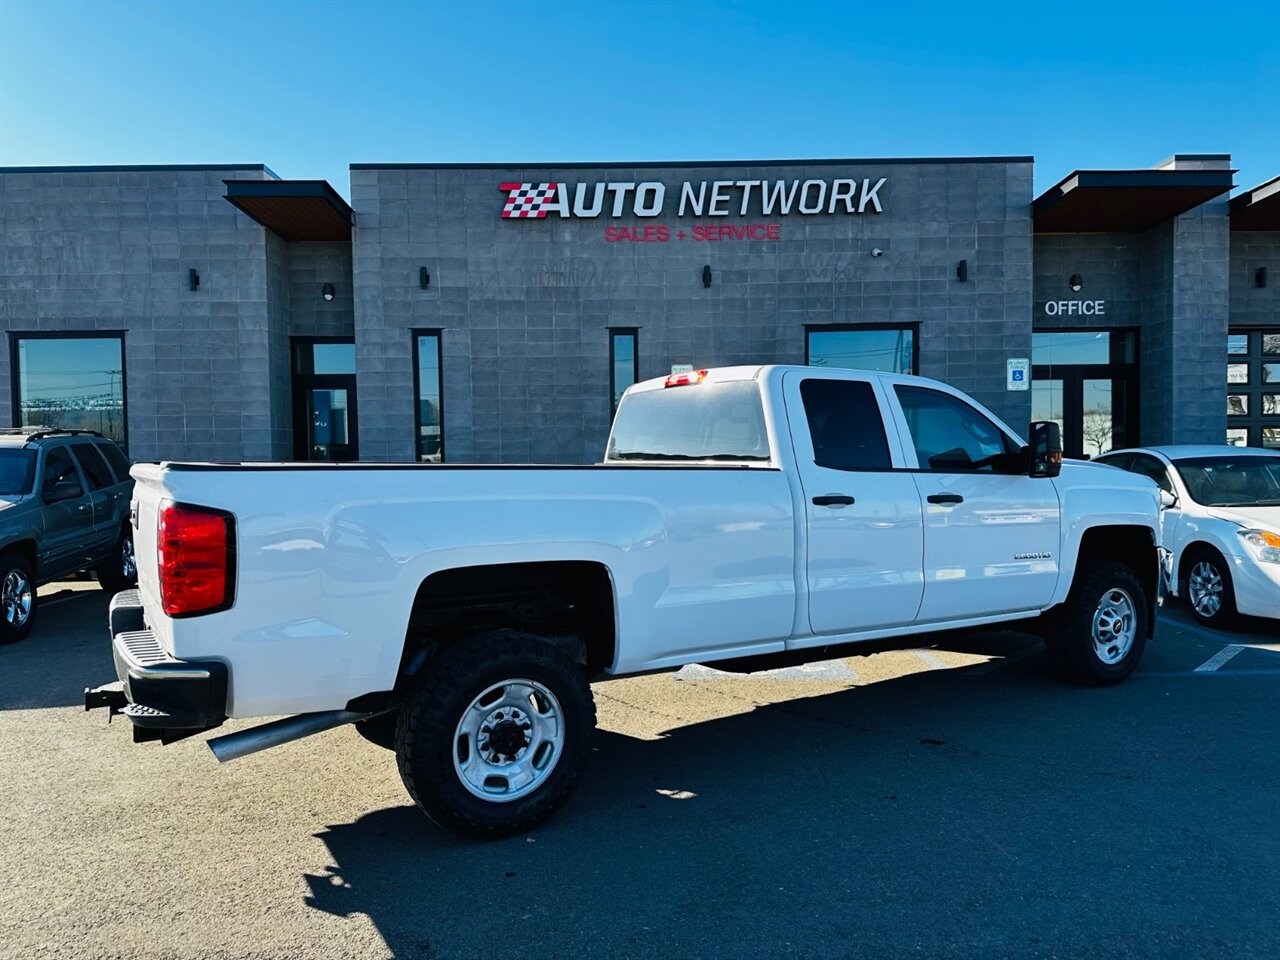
[121,534,136,579]
[453,678,564,803]
[2,569,32,627]
[1092,586,1137,665]
[1188,561,1223,618]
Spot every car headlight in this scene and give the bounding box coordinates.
[1238,529,1280,564]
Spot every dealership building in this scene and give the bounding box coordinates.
[0,154,1276,463]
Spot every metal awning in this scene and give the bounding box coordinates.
[223,180,353,242]
[1229,175,1280,231]
[1032,169,1235,233]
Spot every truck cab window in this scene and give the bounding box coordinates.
[894,385,1016,472]
[799,378,891,470]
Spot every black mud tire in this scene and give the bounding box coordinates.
[354,711,398,751]
[1182,546,1238,630]
[0,551,37,645]
[394,631,596,840]
[95,525,137,594]
[1043,560,1149,687]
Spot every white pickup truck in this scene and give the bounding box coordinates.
[87,365,1163,837]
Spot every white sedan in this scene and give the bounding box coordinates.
[1094,445,1280,627]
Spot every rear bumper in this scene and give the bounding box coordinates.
[84,590,228,743]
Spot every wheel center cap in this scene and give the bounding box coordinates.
[487,719,530,760]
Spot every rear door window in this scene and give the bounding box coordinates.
[799,379,891,470]
[96,441,132,483]
[70,443,114,491]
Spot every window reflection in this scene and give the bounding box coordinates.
[610,330,638,411]
[808,327,914,374]
[16,336,126,445]
[415,333,443,462]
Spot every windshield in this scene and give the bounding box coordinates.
[607,380,771,462]
[0,449,37,497]
[1173,455,1280,507]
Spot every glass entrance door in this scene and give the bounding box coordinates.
[292,339,359,462]
[1033,331,1138,459]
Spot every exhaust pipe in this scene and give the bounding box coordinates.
[208,709,373,763]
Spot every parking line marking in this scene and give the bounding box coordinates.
[912,650,949,670]
[1139,668,1280,678]
[1193,645,1246,673]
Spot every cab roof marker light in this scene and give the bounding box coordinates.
[664,369,709,388]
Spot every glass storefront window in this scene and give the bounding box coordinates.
[1032,330,1137,367]
[14,335,126,445]
[1263,428,1280,449]
[294,340,356,375]
[413,331,443,462]
[610,329,639,412]
[807,326,915,374]
[1224,329,1280,448]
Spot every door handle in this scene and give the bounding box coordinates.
[927,493,964,505]
[812,494,856,507]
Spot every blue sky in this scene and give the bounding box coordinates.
[1,0,1277,199]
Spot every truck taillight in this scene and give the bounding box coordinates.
[158,501,236,618]
[664,369,708,387]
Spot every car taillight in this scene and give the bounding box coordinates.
[158,501,236,617]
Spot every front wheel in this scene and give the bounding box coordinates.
[394,631,596,839]
[96,526,137,594]
[1043,560,1149,686]
[0,552,36,644]
[1184,548,1237,629]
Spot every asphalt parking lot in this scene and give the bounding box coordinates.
[1,583,1278,960]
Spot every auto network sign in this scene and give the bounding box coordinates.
[499,177,887,243]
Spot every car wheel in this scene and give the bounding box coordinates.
[395,630,596,839]
[1184,547,1237,629]
[96,526,137,594]
[0,551,37,644]
[1043,560,1149,686]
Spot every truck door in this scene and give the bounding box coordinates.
[782,371,925,635]
[888,384,1061,623]
[69,442,120,550]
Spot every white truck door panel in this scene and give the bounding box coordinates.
[889,382,1061,622]
[782,371,924,634]
[910,472,1061,620]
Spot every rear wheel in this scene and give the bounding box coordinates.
[1184,547,1237,629]
[0,552,36,644]
[95,525,137,594]
[1043,560,1149,686]
[394,630,595,839]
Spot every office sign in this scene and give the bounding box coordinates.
[1042,300,1106,316]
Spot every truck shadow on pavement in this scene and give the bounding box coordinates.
[302,641,1279,960]
[0,586,112,710]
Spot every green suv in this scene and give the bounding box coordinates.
[0,428,136,643]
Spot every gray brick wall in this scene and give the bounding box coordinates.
[1230,230,1280,328]
[0,165,277,460]
[353,160,1035,463]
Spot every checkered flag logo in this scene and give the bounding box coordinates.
[500,182,559,218]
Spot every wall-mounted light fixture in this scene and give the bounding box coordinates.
[419,267,430,290]
[1069,274,1084,292]
[321,283,336,302]
[702,264,712,288]
[870,247,884,258]
[189,268,200,292]
[956,259,968,282]
[1257,267,1268,289]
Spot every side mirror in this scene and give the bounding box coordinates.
[1027,421,1062,478]
[1159,489,1178,510]
[44,477,83,504]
